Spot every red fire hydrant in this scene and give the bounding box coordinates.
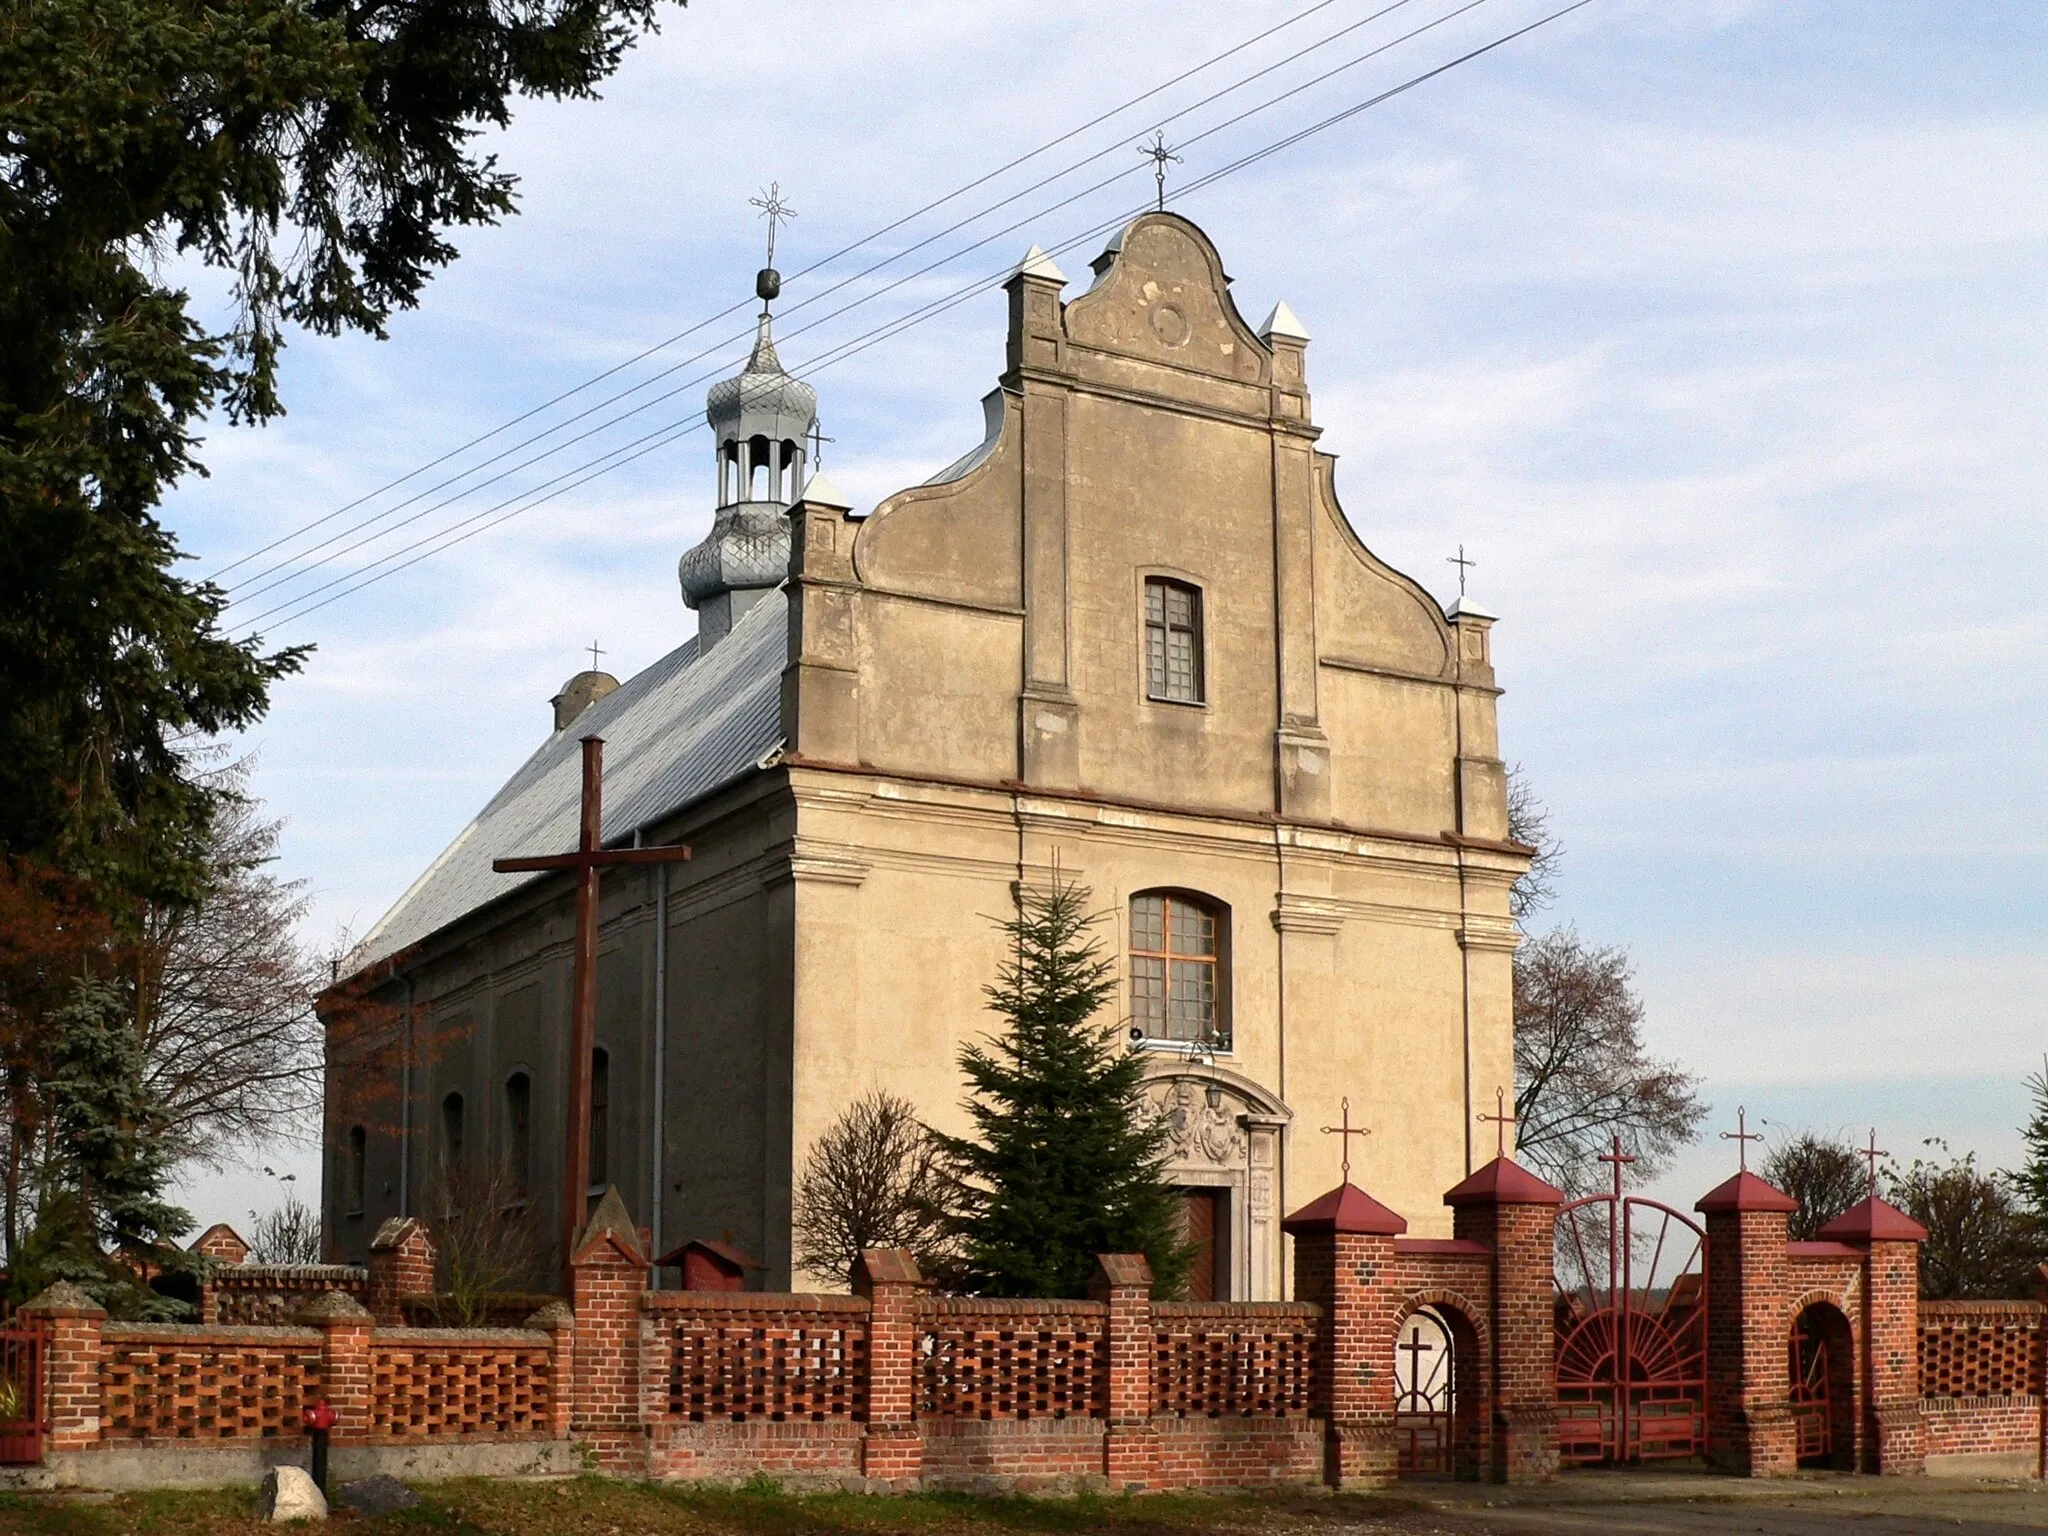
[302,1400,337,1492]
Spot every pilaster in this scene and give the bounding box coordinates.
[368,1215,436,1326]
[299,1290,373,1442]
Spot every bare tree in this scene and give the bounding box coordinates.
[248,1192,323,1266]
[1892,1142,2042,1300]
[1505,765,1564,921]
[1760,1131,1867,1241]
[136,759,325,1166]
[1513,928,1706,1196]
[425,1159,548,1324]
[792,1091,954,1286]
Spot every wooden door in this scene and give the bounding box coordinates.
[1177,1188,1224,1301]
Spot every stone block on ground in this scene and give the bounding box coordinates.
[338,1474,422,1515]
[258,1465,328,1522]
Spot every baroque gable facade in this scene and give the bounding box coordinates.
[326,213,1528,1296]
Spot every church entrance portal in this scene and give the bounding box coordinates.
[1554,1178,1709,1466]
[1145,1065,1292,1301]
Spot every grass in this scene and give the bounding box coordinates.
[0,1479,1428,1536]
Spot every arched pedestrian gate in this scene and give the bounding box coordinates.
[1554,1166,1709,1465]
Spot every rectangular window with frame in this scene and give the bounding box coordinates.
[1145,578,1204,703]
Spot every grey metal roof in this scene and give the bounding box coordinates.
[349,589,787,971]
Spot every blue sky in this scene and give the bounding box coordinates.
[166,0,2048,1229]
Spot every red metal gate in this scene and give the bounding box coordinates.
[1554,1142,1708,1465]
[1394,1307,1453,1476]
[0,1321,46,1464]
[1788,1314,1834,1462]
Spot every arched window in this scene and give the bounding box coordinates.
[589,1047,610,1190]
[345,1125,367,1216]
[505,1072,532,1199]
[1144,578,1203,703]
[1130,891,1227,1048]
[441,1092,465,1176]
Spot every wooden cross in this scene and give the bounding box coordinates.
[494,735,692,1290]
[1477,1086,1516,1160]
[1861,1129,1889,1200]
[1720,1106,1763,1172]
[1598,1134,1637,1203]
[1447,543,1477,597]
[1320,1097,1371,1183]
[1139,131,1182,211]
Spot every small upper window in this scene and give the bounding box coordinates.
[1144,579,1204,704]
[345,1125,368,1216]
[589,1047,610,1191]
[1131,891,1227,1048]
[505,1072,533,1199]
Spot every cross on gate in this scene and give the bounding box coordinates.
[1598,1133,1637,1203]
[494,735,693,1290]
[1477,1086,1516,1160]
[1320,1096,1371,1183]
[1398,1324,1436,1402]
[1861,1128,1889,1200]
[1721,1105,1763,1172]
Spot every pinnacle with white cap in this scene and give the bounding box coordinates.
[1259,300,1310,343]
[1012,245,1067,284]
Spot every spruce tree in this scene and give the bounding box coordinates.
[16,976,201,1317]
[937,881,1189,1299]
[2019,1059,2048,1234]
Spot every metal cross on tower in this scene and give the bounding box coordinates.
[1139,131,1182,211]
[493,736,693,1291]
[1861,1129,1890,1200]
[750,182,796,269]
[1447,543,1477,597]
[1320,1096,1372,1183]
[586,640,606,673]
[1721,1106,1764,1172]
[1477,1086,1516,1160]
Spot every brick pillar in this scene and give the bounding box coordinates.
[1092,1253,1156,1490]
[1446,1156,1565,1484]
[21,1282,107,1453]
[1817,1197,1926,1475]
[368,1216,437,1326]
[1697,1171,1799,1476]
[299,1291,374,1440]
[527,1300,577,1441]
[570,1187,652,1474]
[853,1248,926,1487]
[1284,1182,1408,1488]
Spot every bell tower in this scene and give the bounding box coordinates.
[677,190,819,649]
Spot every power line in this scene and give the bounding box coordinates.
[238,0,1596,635]
[224,0,1499,615]
[203,0,1399,586]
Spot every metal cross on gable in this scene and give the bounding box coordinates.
[493,736,693,1291]
[1447,543,1477,597]
[1721,1106,1764,1172]
[1477,1086,1516,1160]
[1138,131,1182,212]
[1862,1128,1890,1200]
[1320,1096,1372,1183]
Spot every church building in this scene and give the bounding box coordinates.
[325,212,1529,1298]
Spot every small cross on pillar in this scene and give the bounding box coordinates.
[1477,1086,1516,1160]
[1447,543,1477,598]
[1320,1096,1372,1183]
[1861,1128,1890,1200]
[1720,1106,1763,1172]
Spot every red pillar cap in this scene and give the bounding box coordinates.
[1816,1196,1929,1242]
[1696,1170,1799,1214]
[1443,1155,1565,1207]
[1281,1181,1408,1236]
